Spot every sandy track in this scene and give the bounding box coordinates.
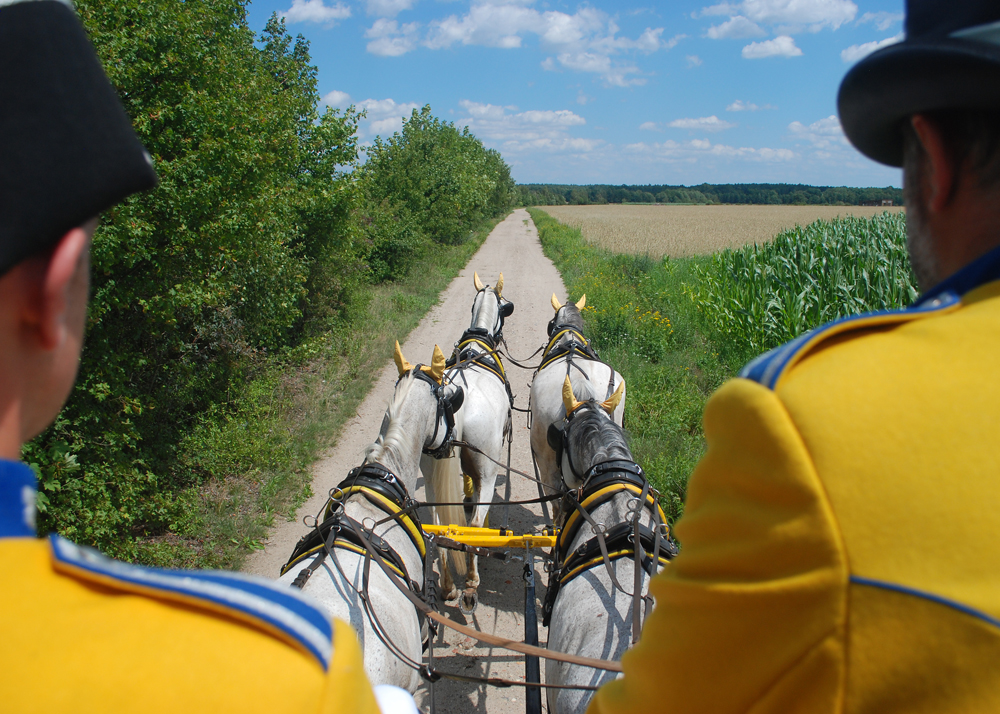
[244,209,566,713]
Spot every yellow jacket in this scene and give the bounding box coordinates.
[0,462,379,714]
[590,271,1000,713]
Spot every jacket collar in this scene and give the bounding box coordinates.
[915,243,1000,307]
[0,460,37,538]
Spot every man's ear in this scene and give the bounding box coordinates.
[911,114,958,212]
[26,225,92,350]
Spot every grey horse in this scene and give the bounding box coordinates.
[544,376,674,714]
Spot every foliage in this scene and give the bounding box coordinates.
[529,209,730,526]
[363,106,515,246]
[26,0,512,561]
[693,212,917,367]
[519,183,904,207]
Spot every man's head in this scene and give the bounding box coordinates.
[838,0,1000,291]
[0,0,156,455]
[902,110,1000,290]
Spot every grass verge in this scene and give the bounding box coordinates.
[137,217,501,570]
[528,208,737,524]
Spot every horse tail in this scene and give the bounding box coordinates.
[431,453,468,578]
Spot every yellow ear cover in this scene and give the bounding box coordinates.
[576,294,587,310]
[394,340,413,376]
[562,375,582,415]
[495,272,504,297]
[425,344,447,384]
[601,380,625,414]
[551,293,563,311]
[474,271,484,291]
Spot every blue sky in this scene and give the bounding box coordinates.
[245,0,906,187]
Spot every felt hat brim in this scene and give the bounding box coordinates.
[838,38,1000,167]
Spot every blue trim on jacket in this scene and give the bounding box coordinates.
[49,536,335,670]
[914,242,1000,307]
[0,459,37,538]
[739,291,960,389]
[851,575,1000,631]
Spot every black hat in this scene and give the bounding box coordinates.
[838,1,1000,167]
[0,0,157,276]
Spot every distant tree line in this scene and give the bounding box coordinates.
[519,183,904,207]
[30,0,514,556]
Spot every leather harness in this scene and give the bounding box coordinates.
[281,463,427,597]
[542,414,678,629]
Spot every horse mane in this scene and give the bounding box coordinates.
[567,407,632,467]
[553,304,585,333]
[365,372,416,464]
[472,289,500,333]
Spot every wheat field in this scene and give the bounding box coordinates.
[540,204,907,257]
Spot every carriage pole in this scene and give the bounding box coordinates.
[523,546,542,714]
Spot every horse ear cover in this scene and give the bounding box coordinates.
[474,271,484,291]
[551,293,562,311]
[576,294,587,310]
[601,380,625,414]
[393,340,413,376]
[427,344,447,383]
[562,375,582,415]
[495,272,503,297]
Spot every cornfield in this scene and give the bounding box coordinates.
[694,212,917,364]
[541,204,906,257]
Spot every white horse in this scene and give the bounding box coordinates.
[529,294,626,503]
[544,376,674,714]
[278,344,464,692]
[433,271,514,609]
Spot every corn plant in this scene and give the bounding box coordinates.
[693,212,917,365]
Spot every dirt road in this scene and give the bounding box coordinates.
[244,208,566,713]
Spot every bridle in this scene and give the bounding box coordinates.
[406,367,463,460]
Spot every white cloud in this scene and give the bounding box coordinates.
[639,121,660,131]
[858,11,903,31]
[686,54,703,67]
[706,15,765,39]
[351,97,421,137]
[365,19,421,56]
[421,4,679,86]
[365,0,415,18]
[840,33,903,63]
[457,100,599,154]
[787,114,847,149]
[624,138,795,162]
[742,35,802,58]
[668,115,737,132]
[282,0,351,25]
[701,0,857,33]
[322,90,353,108]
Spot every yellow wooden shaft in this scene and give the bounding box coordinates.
[422,524,557,549]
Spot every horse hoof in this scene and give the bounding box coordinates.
[443,587,461,604]
[460,589,479,614]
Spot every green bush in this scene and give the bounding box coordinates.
[27,0,513,560]
[363,106,515,246]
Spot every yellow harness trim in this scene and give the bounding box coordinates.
[540,328,591,371]
[281,540,408,580]
[560,483,669,568]
[458,337,507,382]
[331,485,427,558]
[560,549,671,585]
